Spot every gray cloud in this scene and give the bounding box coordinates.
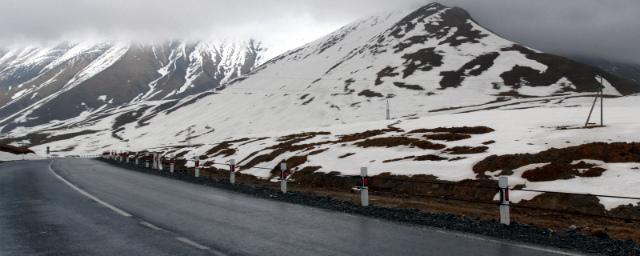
[0,0,638,64]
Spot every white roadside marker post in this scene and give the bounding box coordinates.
[145,153,150,168]
[125,153,129,164]
[195,159,200,178]
[280,162,288,194]
[499,176,510,225]
[361,167,369,207]
[152,153,158,170]
[135,155,139,166]
[229,159,236,185]
[158,155,164,171]
[169,156,175,173]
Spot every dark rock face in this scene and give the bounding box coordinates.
[440,52,500,88]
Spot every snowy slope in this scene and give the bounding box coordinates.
[0,40,265,131]
[72,2,637,147]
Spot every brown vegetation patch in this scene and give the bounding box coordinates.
[448,157,466,162]
[414,154,448,161]
[521,162,606,182]
[338,153,355,159]
[410,126,494,134]
[370,173,498,202]
[473,142,640,177]
[291,169,357,190]
[383,156,415,163]
[205,138,250,156]
[354,137,446,150]
[308,148,329,155]
[278,131,330,142]
[519,193,606,216]
[482,140,496,145]
[337,128,398,142]
[445,146,489,155]
[358,89,384,98]
[424,133,471,141]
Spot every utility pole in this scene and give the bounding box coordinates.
[386,98,390,120]
[584,76,605,128]
[600,76,604,127]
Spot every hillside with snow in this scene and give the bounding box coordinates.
[0,40,265,131]
[1,2,640,210]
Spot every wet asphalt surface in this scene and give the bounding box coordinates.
[0,159,583,256]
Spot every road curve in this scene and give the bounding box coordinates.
[0,159,584,256]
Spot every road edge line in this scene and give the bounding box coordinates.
[48,160,133,217]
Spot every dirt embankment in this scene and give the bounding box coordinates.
[0,144,34,155]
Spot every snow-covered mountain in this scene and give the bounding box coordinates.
[0,40,265,131]
[1,2,638,154]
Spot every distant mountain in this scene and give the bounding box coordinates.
[573,56,640,86]
[1,2,639,153]
[0,40,265,131]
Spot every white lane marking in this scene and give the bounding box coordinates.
[434,230,586,256]
[175,237,229,256]
[175,237,211,250]
[48,160,133,217]
[140,221,163,231]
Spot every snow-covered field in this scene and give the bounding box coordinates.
[111,95,638,209]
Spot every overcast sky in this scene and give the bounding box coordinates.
[0,0,638,64]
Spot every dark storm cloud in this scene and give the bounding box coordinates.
[0,0,638,64]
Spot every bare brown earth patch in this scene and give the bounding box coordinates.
[278,131,331,142]
[522,162,606,182]
[445,146,489,154]
[338,153,355,159]
[337,127,402,142]
[414,154,448,161]
[409,126,494,134]
[382,156,415,163]
[0,144,34,154]
[354,137,446,150]
[205,138,251,156]
[424,133,471,141]
[473,142,640,178]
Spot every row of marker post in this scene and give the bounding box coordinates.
[103,151,511,225]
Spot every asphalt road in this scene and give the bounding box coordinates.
[0,159,585,256]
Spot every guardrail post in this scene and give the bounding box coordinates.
[125,153,129,164]
[195,159,200,178]
[145,153,150,168]
[135,156,139,165]
[229,159,236,184]
[499,176,510,225]
[280,162,288,194]
[170,157,175,173]
[361,167,369,207]
[158,155,164,171]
